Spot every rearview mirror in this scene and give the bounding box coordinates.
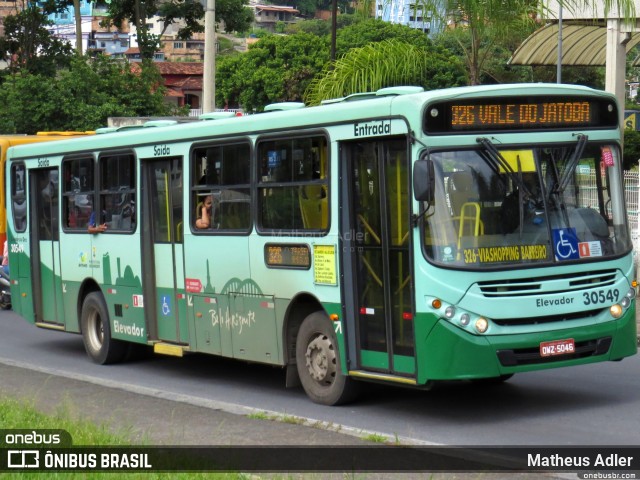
[413,158,434,202]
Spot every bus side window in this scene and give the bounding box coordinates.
[258,135,328,231]
[98,153,136,233]
[62,157,94,231]
[191,142,250,232]
[11,163,27,233]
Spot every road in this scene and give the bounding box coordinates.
[1,308,639,447]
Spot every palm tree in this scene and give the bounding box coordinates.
[305,38,466,105]
[310,0,638,102]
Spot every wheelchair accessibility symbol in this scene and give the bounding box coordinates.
[161,295,171,316]
[552,228,579,261]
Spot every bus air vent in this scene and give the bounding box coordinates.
[199,111,237,120]
[376,86,424,96]
[264,102,305,112]
[477,270,618,297]
[143,120,178,127]
[492,308,602,326]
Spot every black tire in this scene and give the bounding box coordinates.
[295,311,359,405]
[81,292,127,365]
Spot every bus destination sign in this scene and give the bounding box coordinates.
[424,96,618,133]
[265,243,311,269]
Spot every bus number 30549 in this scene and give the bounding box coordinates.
[583,289,619,305]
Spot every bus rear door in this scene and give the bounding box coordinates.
[341,138,416,378]
[29,168,65,326]
[141,157,188,344]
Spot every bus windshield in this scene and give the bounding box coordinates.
[421,139,632,268]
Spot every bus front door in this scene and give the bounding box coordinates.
[29,168,64,326]
[342,138,416,377]
[141,158,188,344]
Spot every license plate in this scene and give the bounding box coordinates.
[540,338,575,357]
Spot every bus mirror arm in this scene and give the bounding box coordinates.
[411,203,432,228]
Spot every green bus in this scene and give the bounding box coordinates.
[6,84,637,405]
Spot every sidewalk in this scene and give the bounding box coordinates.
[0,361,571,479]
[0,362,370,446]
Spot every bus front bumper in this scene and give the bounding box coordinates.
[416,305,637,384]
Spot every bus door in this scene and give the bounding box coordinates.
[141,157,188,344]
[341,138,416,377]
[29,168,64,325]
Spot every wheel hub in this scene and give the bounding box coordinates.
[305,334,336,384]
[87,311,104,350]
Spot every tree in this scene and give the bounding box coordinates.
[284,13,360,35]
[216,18,457,111]
[217,0,254,33]
[623,129,640,170]
[104,0,253,62]
[422,0,637,86]
[105,0,205,61]
[335,18,432,57]
[217,33,329,111]
[432,0,537,85]
[269,0,351,17]
[0,2,73,76]
[0,55,171,133]
[305,38,466,104]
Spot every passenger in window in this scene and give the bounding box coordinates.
[195,195,213,229]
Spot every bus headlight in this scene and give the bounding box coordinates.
[460,313,470,326]
[475,317,489,333]
[620,288,635,309]
[610,304,623,318]
[444,306,456,319]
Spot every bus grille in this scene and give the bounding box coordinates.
[477,270,617,298]
[492,308,603,326]
[496,337,612,366]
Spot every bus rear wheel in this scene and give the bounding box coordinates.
[295,312,358,405]
[81,292,126,365]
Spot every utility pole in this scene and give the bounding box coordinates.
[556,2,562,83]
[203,0,216,113]
[73,0,82,56]
[330,0,337,63]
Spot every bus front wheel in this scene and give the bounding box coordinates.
[81,292,126,365]
[295,312,358,405]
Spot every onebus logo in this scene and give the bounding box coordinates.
[1,430,70,447]
[4,432,60,445]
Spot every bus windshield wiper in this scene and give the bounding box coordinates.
[546,134,588,226]
[476,137,534,198]
[557,134,587,195]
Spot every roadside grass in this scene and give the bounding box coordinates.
[360,433,387,444]
[0,397,257,479]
